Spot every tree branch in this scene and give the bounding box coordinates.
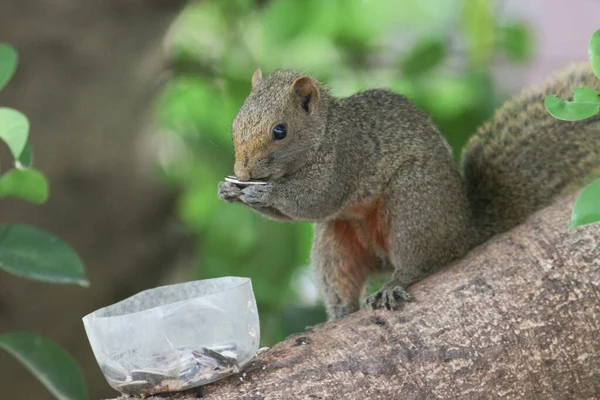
[110,193,600,400]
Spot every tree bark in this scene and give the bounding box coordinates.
[0,1,189,399]
[110,193,600,400]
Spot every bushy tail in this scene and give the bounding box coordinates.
[461,63,600,241]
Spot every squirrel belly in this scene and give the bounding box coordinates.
[219,63,600,320]
[335,199,389,261]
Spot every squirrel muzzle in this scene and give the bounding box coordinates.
[233,133,270,181]
[234,162,252,181]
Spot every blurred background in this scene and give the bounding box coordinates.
[0,0,598,399]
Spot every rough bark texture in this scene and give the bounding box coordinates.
[0,1,189,399]
[111,194,600,400]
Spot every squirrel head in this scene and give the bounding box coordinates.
[231,69,328,181]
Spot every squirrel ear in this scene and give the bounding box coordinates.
[251,68,263,89]
[290,76,320,114]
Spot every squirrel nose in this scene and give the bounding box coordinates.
[234,165,251,181]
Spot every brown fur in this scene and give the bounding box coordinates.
[313,220,379,316]
[218,63,600,320]
[341,199,390,256]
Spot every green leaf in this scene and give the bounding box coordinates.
[570,180,600,228]
[0,107,29,160]
[18,142,34,168]
[573,87,600,103]
[588,28,600,80]
[544,88,600,121]
[0,332,87,400]
[0,168,49,203]
[0,224,88,286]
[0,43,17,91]
[462,0,495,66]
[499,22,533,63]
[400,37,447,77]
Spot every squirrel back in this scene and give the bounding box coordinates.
[462,63,600,241]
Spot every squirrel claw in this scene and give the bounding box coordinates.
[217,181,242,203]
[364,284,414,311]
[240,183,272,206]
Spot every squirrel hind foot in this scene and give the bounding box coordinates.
[364,282,415,311]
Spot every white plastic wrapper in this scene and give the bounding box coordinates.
[82,277,260,396]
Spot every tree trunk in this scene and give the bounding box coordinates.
[0,1,189,399]
[110,193,600,400]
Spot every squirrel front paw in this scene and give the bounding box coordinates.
[217,181,242,203]
[364,281,415,311]
[240,183,273,207]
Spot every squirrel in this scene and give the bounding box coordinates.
[217,63,600,320]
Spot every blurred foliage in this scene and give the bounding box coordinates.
[0,43,87,400]
[0,332,87,400]
[156,0,533,345]
[590,28,600,80]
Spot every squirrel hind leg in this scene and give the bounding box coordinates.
[364,278,415,311]
[311,220,380,320]
[365,165,473,311]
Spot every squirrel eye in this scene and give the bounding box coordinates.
[272,124,287,140]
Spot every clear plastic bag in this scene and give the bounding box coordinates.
[82,277,260,395]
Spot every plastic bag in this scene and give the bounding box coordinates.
[82,277,260,395]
